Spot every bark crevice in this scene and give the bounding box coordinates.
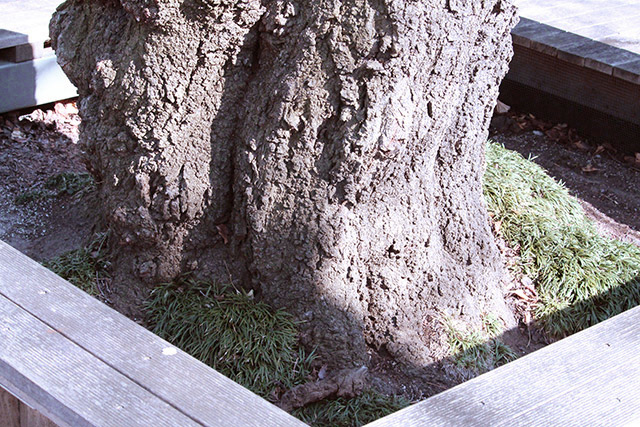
[51,0,520,372]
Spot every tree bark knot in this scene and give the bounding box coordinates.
[51,0,519,372]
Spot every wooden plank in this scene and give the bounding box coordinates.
[1,387,20,427]
[0,55,77,114]
[614,58,640,84]
[516,0,640,55]
[0,45,55,64]
[506,44,640,126]
[0,0,62,49]
[0,295,200,427]
[19,404,57,427]
[0,240,306,426]
[0,30,29,52]
[365,305,640,426]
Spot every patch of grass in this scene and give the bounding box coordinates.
[15,171,94,205]
[44,172,94,196]
[43,232,111,297]
[292,390,411,427]
[484,142,640,336]
[14,189,48,204]
[146,277,315,397]
[446,314,516,374]
[146,278,410,425]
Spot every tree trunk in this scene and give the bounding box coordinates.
[51,0,518,369]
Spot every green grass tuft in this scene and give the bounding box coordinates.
[484,142,640,336]
[44,172,94,196]
[446,314,516,374]
[292,390,411,427]
[146,278,410,425]
[43,232,110,297]
[145,277,315,398]
[15,171,94,205]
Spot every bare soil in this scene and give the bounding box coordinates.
[1,100,639,400]
[0,101,97,262]
[490,110,640,245]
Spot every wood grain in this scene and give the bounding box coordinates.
[0,295,200,427]
[0,387,20,427]
[365,305,640,426]
[0,240,306,426]
[19,405,57,427]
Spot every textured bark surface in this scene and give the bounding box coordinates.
[51,0,518,369]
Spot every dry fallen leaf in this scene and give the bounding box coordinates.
[573,141,591,151]
[318,364,328,380]
[54,102,69,117]
[594,145,605,155]
[545,128,562,141]
[495,100,511,114]
[66,102,79,115]
[510,289,530,301]
[10,129,27,143]
[581,164,601,173]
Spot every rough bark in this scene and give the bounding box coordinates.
[51,0,518,369]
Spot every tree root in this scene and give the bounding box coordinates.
[277,366,368,412]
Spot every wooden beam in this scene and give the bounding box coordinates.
[365,305,640,426]
[0,55,77,114]
[0,295,200,427]
[1,387,20,426]
[19,404,59,427]
[0,240,306,426]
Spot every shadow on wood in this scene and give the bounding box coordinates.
[1,388,57,427]
[1,235,639,426]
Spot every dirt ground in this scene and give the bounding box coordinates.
[490,109,640,244]
[0,101,96,262]
[4,100,638,262]
[1,99,639,398]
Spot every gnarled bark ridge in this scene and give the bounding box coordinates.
[51,0,518,368]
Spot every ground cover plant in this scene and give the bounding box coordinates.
[43,232,110,298]
[292,390,410,427]
[145,277,409,426]
[446,313,517,378]
[145,277,314,398]
[484,142,640,336]
[42,143,640,425]
[15,171,93,205]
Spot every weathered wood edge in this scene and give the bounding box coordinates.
[0,240,307,427]
[0,0,62,50]
[511,17,640,84]
[0,55,78,114]
[365,305,640,426]
[0,294,201,427]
